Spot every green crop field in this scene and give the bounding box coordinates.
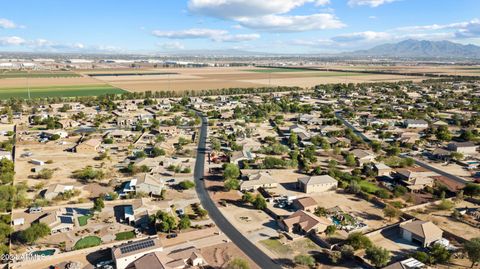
[247,68,315,73]
[0,84,127,99]
[0,71,81,79]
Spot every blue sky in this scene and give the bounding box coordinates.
[1,0,479,54]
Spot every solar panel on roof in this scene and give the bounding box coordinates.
[119,239,155,254]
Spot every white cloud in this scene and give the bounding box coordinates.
[152,28,228,39]
[0,36,25,46]
[0,18,18,29]
[158,41,185,50]
[187,0,339,33]
[396,19,480,39]
[188,0,327,19]
[152,28,260,42]
[369,16,377,19]
[291,38,334,47]
[332,31,390,42]
[348,0,396,7]
[315,0,331,6]
[238,13,345,32]
[216,33,260,42]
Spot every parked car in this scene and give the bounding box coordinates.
[28,207,42,214]
[166,233,177,239]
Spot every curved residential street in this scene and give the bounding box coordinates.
[193,113,282,269]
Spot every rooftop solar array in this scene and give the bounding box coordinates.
[120,239,155,254]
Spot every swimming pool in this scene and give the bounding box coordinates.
[31,249,55,256]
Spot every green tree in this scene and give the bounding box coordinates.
[242,192,254,204]
[289,132,299,148]
[347,232,372,250]
[430,243,451,264]
[464,238,480,268]
[325,225,337,236]
[253,195,267,210]
[435,126,452,142]
[93,197,105,212]
[20,223,51,244]
[224,178,240,191]
[294,254,315,267]
[178,216,191,230]
[223,163,240,180]
[464,183,480,197]
[345,154,356,167]
[156,211,177,233]
[366,246,391,268]
[151,147,165,157]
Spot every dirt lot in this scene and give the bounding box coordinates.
[312,191,395,231]
[329,64,480,77]
[407,200,480,240]
[200,242,260,269]
[14,137,119,201]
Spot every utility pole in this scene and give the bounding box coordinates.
[27,69,31,100]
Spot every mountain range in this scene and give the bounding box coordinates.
[349,39,480,59]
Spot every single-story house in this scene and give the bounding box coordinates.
[76,138,102,154]
[373,163,392,177]
[399,220,443,247]
[404,119,428,129]
[38,209,77,234]
[239,172,278,191]
[42,184,74,200]
[447,142,478,155]
[112,237,164,269]
[298,175,338,194]
[350,149,376,166]
[292,197,317,212]
[280,210,332,235]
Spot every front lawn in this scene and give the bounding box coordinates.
[115,231,136,241]
[74,236,102,250]
[259,238,292,255]
[78,214,92,226]
[358,180,381,194]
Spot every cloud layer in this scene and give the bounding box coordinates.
[187,0,342,32]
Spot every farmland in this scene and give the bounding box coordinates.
[0,84,126,99]
[0,71,80,79]
[87,67,424,93]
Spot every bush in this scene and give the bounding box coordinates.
[366,246,391,267]
[294,254,315,267]
[226,258,250,269]
[347,232,372,250]
[72,166,104,182]
[37,168,54,179]
[437,199,454,211]
[375,189,391,199]
[179,180,195,190]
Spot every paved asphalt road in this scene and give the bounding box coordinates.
[335,112,468,187]
[193,113,282,269]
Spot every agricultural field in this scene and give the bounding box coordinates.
[327,64,480,76]
[0,84,126,99]
[0,70,80,79]
[86,66,424,93]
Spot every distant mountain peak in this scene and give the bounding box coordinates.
[350,39,480,59]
